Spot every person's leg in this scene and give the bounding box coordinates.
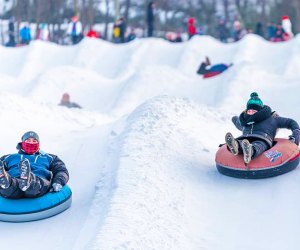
[19,158,51,197]
[197,62,209,75]
[23,175,51,198]
[241,139,269,164]
[225,132,242,155]
[251,140,269,159]
[0,178,24,199]
[148,23,153,37]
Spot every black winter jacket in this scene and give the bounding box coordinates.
[232,105,300,148]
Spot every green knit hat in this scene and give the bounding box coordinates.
[246,92,264,111]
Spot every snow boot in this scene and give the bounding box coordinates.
[0,160,9,189]
[19,158,31,191]
[225,132,239,156]
[242,139,253,164]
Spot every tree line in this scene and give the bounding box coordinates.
[1,0,300,39]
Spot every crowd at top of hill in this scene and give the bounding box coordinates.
[0,1,295,47]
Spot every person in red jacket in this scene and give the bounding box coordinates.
[188,17,196,39]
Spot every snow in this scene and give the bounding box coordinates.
[0,34,300,249]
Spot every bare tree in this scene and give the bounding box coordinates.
[104,0,110,39]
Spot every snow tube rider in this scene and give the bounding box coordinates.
[0,131,69,199]
[225,92,300,165]
[197,56,233,78]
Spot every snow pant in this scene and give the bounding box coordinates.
[0,173,51,199]
[197,63,209,75]
[236,139,269,159]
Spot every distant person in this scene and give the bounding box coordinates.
[271,24,287,42]
[19,23,31,45]
[267,22,276,41]
[217,19,228,42]
[67,16,83,45]
[174,31,183,42]
[197,57,233,79]
[113,19,121,43]
[0,131,69,198]
[255,22,264,38]
[126,27,136,42]
[6,16,16,47]
[187,17,197,39]
[36,23,50,41]
[225,92,300,164]
[147,1,155,37]
[232,20,246,41]
[59,93,82,109]
[281,15,293,40]
[119,17,126,43]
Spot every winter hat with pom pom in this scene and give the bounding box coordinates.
[246,92,264,111]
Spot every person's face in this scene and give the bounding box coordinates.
[25,138,39,144]
[246,109,257,115]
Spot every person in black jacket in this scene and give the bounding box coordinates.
[225,92,300,164]
[147,1,155,37]
[0,131,69,199]
[6,16,16,47]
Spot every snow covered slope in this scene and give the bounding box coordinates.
[0,35,300,250]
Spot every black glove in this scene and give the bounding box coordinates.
[289,129,300,145]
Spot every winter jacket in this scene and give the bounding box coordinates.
[1,144,69,186]
[67,21,83,36]
[232,105,300,148]
[19,27,31,41]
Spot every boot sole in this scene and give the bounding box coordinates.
[19,159,31,191]
[225,132,238,155]
[242,139,252,164]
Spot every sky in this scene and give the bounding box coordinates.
[0,35,300,250]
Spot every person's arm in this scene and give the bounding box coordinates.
[232,116,243,131]
[49,154,69,186]
[276,116,300,145]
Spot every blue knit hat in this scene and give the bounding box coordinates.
[246,92,264,111]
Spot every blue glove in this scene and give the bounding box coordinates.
[289,129,300,146]
[51,183,63,192]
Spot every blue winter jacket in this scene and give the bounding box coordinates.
[1,144,69,186]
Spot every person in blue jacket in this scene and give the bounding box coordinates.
[19,23,31,45]
[225,92,300,164]
[0,131,69,199]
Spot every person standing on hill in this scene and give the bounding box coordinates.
[281,15,294,40]
[187,17,197,39]
[19,23,31,45]
[6,16,16,47]
[147,1,155,37]
[67,15,83,45]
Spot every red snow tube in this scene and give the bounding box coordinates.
[215,138,300,179]
[203,71,222,78]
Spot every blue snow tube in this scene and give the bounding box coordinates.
[0,185,72,222]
